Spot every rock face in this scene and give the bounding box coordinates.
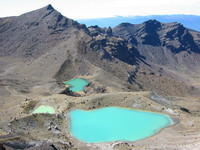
[1,5,200,96]
[113,20,200,71]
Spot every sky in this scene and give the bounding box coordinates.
[0,0,200,19]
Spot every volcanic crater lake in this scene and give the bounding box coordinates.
[64,78,89,92]
[69,107,174,143]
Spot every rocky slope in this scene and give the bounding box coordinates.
[1,5,200,150]
[0,4,89,58]
[113,20,200,71]
[1,5,200,93]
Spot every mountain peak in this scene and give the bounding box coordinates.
[118,22,132,27]
[143,19,161,27]
[19,4,57,18]
[144,19,159,23]
[45,4,54,10]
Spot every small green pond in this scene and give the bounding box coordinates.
[63,78,89,92]
[33,105,55,114]
[69,107,174,143]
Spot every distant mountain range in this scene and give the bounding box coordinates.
[77,15,200,31]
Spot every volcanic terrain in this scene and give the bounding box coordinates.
[0,5,200,150]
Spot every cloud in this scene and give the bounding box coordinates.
[0,0,199,19]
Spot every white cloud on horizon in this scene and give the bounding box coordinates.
[0,0,200,19]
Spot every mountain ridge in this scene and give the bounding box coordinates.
[1,5,200,150]
[1,5,200,97]
[0,5,89,58]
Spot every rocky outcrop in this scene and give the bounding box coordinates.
[113,20,200,71]
[113,19,200,53]
[161,23,199,53]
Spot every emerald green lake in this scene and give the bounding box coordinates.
[33,105,55,114]
[69,107,174,143]
[64,78,89,92]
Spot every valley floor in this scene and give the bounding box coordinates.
[0,59,200,150]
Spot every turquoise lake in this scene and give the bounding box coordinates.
[64,78,89,92]
[69,107,174,143]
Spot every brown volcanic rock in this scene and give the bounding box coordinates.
[0,5,94,83]
[1,5,200,97]
[0,4,88,58]
[113,20,200,72]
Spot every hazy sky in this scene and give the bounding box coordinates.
[0,0,200,19]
